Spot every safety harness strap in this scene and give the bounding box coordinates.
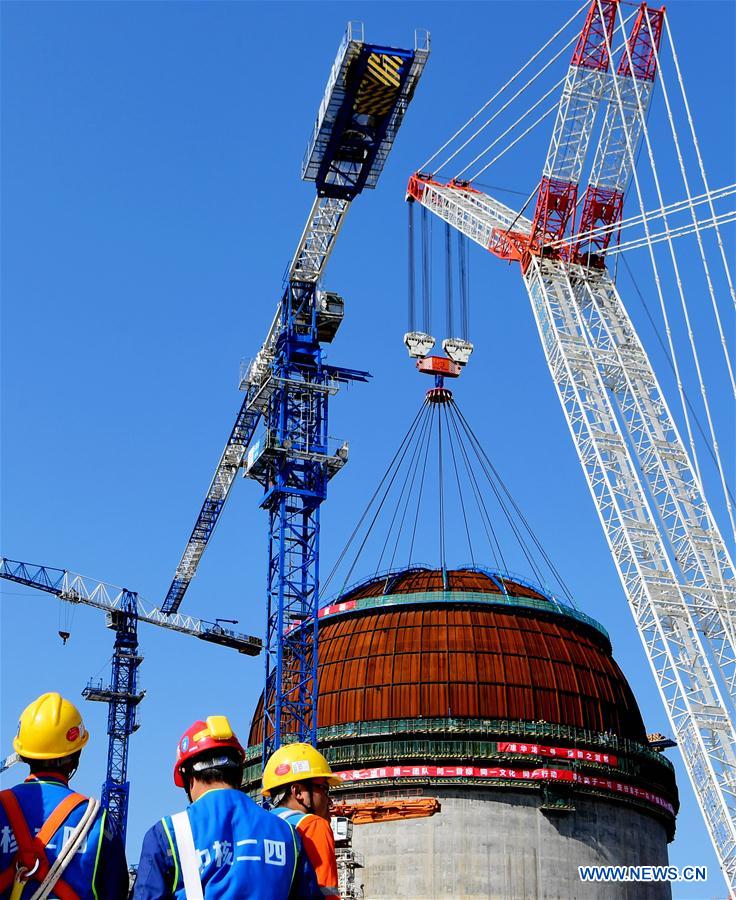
[37,794,86,845]
[0,789,84,900]
[171,811,204,900]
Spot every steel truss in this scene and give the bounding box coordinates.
[83,599,142,840]
[524,259,736,884]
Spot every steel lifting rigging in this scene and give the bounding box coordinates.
[406,0,736,890]
[161,24,429,764]
[0,557,260,842]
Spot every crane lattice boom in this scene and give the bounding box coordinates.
[408,0,736,889]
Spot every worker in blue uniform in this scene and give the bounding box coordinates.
[0,692,129,900]
[133,716,321,899]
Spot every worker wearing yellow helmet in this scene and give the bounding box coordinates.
[0,692,129,899]
[263,743,342,898]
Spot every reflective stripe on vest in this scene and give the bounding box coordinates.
[171,811,204,900]
[0,789,85,900]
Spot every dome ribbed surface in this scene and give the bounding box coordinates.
[249,568,646,745]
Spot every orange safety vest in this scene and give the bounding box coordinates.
[0,789,87,899]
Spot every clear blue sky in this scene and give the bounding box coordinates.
[2,2,734,896]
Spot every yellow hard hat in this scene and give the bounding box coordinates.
[262,742,341,797]
[13,693,89,760]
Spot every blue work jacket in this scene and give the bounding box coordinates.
[0,773,128,900]
[133,788,321,899]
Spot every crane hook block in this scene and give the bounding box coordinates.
[442,338,473,366]
[404,332,435,358]
[416,356,461,378]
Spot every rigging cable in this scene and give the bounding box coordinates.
[613,0,736,544]
[421,205,432,334]
[420,0,590,174]
[408,404,436,568]
[621,254,736,509]
[375,401,434,574]
[445,222,454,338]
[664,13,736,314]
[408,200,416,333]
[444,401,476,569]
[322,401,428,597]
[444,401,507,574]
[453,402,577,607]
[438,400,446,575]
[459,231,470,340]
[384,404,436,580]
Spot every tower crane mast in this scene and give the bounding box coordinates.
[161,23,429,764]
[407,0,736,889]
[0,557,261,841]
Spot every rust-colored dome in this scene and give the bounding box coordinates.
[249,567,646,744]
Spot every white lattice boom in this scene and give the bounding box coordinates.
[408,0,736,889]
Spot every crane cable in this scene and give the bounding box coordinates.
[664,13,736,315]
[419,0,590,174]
[610,0,736,547]
[621,254,736,510]
[322,401,429,597]
[594,0,729,546]
[459,8,637,184]
[644,5,736,400]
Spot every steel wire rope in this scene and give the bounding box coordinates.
[438,399,447,575]
[445,222,454,338]
[549,184,736,250]
[333,403,433,601]
[444,400,506,573]
[421,206,432,334]
[459,232,470,340]
[408,201,416,332]
[444,401,477,569]
[593,0,736,674]
[452,401,577,607]
[384,403,437,582]
[322,401,429,597]
[419,0,589,173]
[448,402,551,593]
[375,401,435,574]
[607,210,736,255]
[664,13,736,314]
[408,405,437,568]
[621,254,736,509]
[593,0,718,529]
[466,103,560,183]
[612,0,736,545]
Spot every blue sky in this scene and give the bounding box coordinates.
[2,2,734,896]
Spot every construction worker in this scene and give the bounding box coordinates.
[262,744,341,898]
[133,716,321,899]
[0,692,129,899]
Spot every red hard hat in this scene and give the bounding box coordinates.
[173,715,245,788]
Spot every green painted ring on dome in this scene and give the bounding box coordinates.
[320,589,610,643]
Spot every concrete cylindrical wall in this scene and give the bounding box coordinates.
[349,787,671,899]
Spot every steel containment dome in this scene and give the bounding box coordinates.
[245,567,678,899]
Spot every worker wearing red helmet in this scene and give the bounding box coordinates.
[133,716,321,899]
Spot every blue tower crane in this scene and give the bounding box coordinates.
[0,557,261,841]
[161,23,429,763]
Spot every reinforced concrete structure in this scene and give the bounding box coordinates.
[246,567,678,898]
